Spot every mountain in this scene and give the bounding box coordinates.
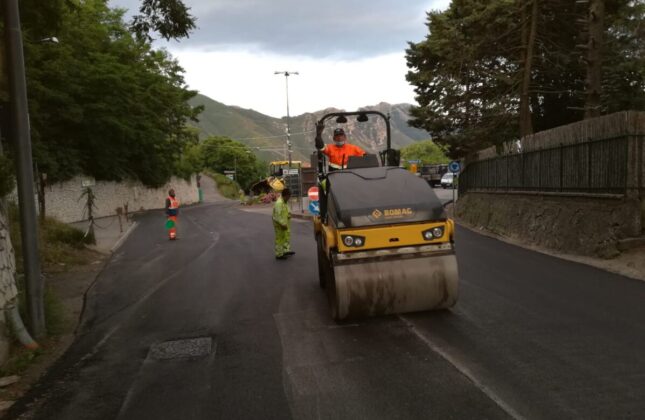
[188,94,430,162]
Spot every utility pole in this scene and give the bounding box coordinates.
[3,0,45,337]
[274,71,299,167]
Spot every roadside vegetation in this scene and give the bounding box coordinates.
[8,205,96,273]
[205,172,242,200]
[0,204,98,378]
[186,137,268,191]
[400,140,450,167]
[0,0,204,222]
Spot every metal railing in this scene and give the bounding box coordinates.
[459,136,634,195]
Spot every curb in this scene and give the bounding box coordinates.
[110,221,139,253]
[292,213,313,220]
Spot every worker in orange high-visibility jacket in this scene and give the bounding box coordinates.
[319,128,366,171]
[165,189,180,240]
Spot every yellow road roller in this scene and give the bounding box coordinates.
[313,111,458,321]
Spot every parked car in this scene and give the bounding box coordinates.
[441,172,456,189]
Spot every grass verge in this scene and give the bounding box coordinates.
[205,171,242,200]
[9,204,96,273]
[0,204,99,378]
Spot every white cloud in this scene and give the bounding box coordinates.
[172,47,417,118]
[109,0,453,117]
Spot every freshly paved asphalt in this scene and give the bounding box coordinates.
[8,190,645,420]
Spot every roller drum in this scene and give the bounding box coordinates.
[328,250,458,321]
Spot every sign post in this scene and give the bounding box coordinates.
[448,161,460,218]
[307,186,320,216]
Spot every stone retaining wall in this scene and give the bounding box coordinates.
[457,192,641,258]
[42,175,199,223]
[458,112,644,257]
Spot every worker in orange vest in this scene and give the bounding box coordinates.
[318,128,366,171]
[165,189,180,240]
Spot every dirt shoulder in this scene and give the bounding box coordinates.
[0,250,107,415]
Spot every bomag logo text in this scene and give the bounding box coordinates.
[384,208,414,217]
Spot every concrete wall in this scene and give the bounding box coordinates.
[457,193,641,258]
[43,175,200,223]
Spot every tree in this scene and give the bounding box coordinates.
[131,0,196,41]
[400,140,450,166]
[406,0,644,157]
[193,137,266,190]
[601,1,645,113]
[585,0,605,118]
[23,0,201,191]
[519,0,538,136]
[406,0,520,157]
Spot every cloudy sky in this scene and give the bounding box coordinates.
[110,0,450,118]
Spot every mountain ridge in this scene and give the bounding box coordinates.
[189,94,429,161]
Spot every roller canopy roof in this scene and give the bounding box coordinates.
[327,167,446,228]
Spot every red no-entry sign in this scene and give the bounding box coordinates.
[308,186,319,201]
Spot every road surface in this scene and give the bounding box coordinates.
[8,192,644,419]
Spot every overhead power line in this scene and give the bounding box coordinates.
[231,130,315,142]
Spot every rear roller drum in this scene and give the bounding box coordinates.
[316,235,327,289]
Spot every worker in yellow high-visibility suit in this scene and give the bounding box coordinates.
[272,188,295,260]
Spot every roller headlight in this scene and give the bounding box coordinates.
[341,235,366,248]
[422,226,445,241]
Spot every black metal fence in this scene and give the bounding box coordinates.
[459,136,632,195]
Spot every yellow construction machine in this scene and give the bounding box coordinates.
[250,160,302,194]
[313,111,459,321]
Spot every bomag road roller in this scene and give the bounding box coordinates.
[313,111,458,321]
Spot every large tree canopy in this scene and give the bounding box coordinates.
[187,137,267,190]
[17,0,202,187]
[131,0,196,41]
[400,140,449,166]
[406,0,645,158]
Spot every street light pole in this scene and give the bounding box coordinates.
[274,71,299,167]
[3,0,45,337]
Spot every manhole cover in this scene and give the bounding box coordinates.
[148,337,212,360]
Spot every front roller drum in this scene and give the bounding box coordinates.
[328,251,458,321]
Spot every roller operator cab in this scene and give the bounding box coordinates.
[313,111,459,321]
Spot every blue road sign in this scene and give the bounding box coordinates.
[449,160,461,173]
[308,200,320,216]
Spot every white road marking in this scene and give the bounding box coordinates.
[110,221,139,252]
[399,315,525,420]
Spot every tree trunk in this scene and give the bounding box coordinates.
[519,0,538,138]
[585,0,604,119]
